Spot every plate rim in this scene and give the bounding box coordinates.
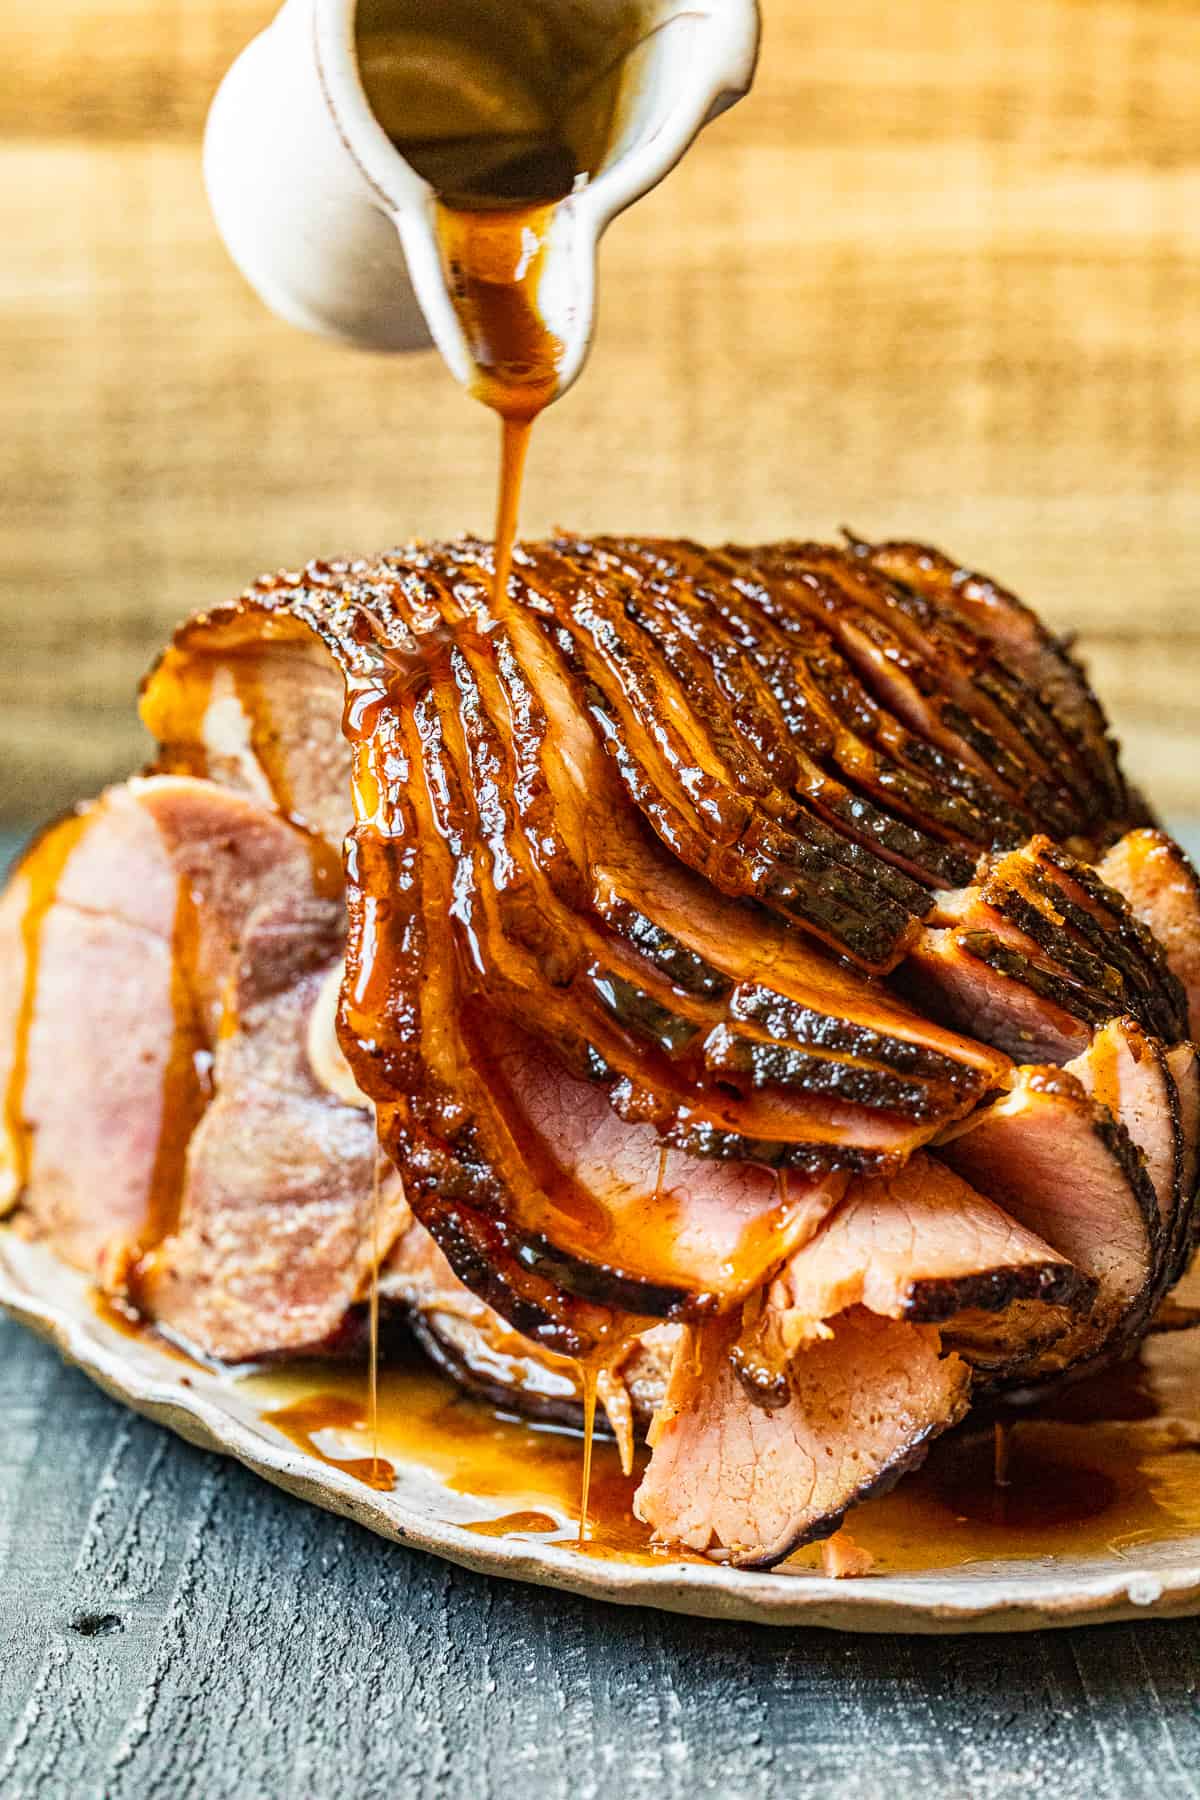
[3,1232,1199,1634]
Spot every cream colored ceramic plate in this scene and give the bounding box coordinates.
[3,1229,1199,1633]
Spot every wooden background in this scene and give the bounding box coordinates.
[2,0,1198,825]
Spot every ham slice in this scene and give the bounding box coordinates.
[1,776,336,1271]
[1099,830,1200,1037]
[0,800,176,1266]
[138,894,409,1362]
[471,1010,851,1303]
[0,775,408,1359]
[940,1065,1160,1375]
[634,1308,969,1566]
[142,615,354,852]
[765,1154,1091,1330]
[1065,1017,1181,1238]
[901,927,1096,1063]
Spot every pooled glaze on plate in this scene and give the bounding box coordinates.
[3,1231,1198,1632]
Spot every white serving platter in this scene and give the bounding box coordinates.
[3,1229,1199,1633]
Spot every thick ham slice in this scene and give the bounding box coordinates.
[1,776,336,1272]
[0,776,408,1359]
[471,1010,851,1304]
[634,1308,969,1566]
[0,799,176,1266]
[764,1154,1091,1330]
[138,894,409,1362]
[1099,830,1200,1037]
[940,1065,1160,1375]
[142,615,354,852]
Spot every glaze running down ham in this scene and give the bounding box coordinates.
[3,534,1196,1568]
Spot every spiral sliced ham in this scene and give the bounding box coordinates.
[3,533,1196,1565]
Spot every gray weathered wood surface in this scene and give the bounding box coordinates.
[2,1318,1200,1800]
[3,823,1200,1799]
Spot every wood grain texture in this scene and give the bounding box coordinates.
[1,1318,1199,1800]
[2,0,1198,824]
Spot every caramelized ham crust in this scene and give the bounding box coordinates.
[851,537,1125,821]
[1099,830,1200,1037]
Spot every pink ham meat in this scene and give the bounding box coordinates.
[1099,830,1200,1037]
[0,795,176,1265]
[634,1309,969,1566]
[0,775,407,1359]
[2,775,328,1268]
[633,1155,1086,1560]
[142,615,355,852]
[940,1064,1160,1375]
[764,1154,1091,1329]
[900,928,1095,1063]
[139,893,408,1362]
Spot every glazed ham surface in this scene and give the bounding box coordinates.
[3,533,1198,1567]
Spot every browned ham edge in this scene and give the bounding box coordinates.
[1099,830,1200,1038]
[849,537,1126,823]
[1065,1018,1180,1239]
[1166,1042,1200,1280]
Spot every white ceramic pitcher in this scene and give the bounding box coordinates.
[204,0,760,401]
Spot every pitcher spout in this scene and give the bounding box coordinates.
[205,0,760,394]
